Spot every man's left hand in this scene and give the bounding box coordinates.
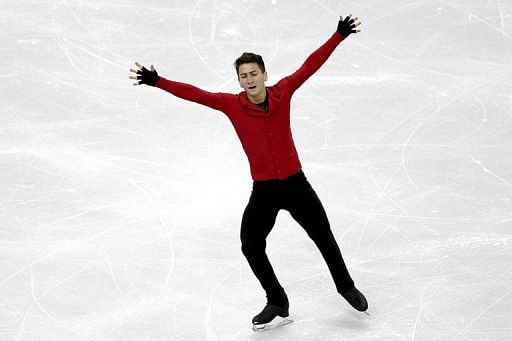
[337,14,361,37]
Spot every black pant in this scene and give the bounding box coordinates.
[240,170,354,304]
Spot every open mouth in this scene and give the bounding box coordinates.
[248,85,257,90]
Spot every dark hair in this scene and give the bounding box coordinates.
[234,52,265,78]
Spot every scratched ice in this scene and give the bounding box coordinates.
[1,0,511,340]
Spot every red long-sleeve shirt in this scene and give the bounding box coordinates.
[156,32,346,180]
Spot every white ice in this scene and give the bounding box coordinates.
[1,0,511,340]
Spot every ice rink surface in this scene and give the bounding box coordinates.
[1,0,511,340]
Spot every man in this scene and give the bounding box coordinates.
[130,14,367,330]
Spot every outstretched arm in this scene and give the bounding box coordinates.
[284,14,361,94]
[129,62,225,112]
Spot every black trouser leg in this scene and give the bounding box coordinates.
[240,188,287,304]
[285,173,355,293]
[240,170,355,304]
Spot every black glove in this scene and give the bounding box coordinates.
[337,15,358,37]
[136,65,160,86]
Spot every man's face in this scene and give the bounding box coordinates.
[238,63,268,101]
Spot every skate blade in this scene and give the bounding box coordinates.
[252,316,294,332]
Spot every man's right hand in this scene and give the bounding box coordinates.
[130,62,160,86]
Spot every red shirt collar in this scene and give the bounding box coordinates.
[238,86,282,116]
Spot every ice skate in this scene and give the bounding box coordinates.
[341,286,368,313]
[251,302,293,332]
